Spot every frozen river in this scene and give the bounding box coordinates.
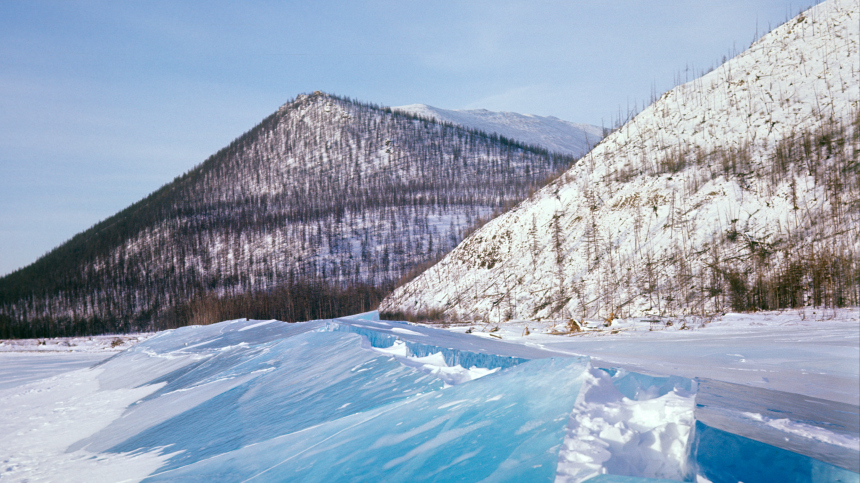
[0,310,857,482]
[0,353,109,391]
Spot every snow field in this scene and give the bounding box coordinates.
[0,333,152,353]
[0,367,171,482]
[394,104,604,157]
[0,353,111,391]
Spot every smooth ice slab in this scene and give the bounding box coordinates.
[59,317,590,481]
[691,421,859,483]
[143,356,589,482]
[695,379,860,473]
[75,322,449,472]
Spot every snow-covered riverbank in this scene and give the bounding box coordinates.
[437,308,860,406]
[0,333,153,354]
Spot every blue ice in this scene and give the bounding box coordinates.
[61,316,859,482]
[70,317,586,481]
[146,356,588,482]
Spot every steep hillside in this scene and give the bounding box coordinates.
[381,0,860,323]
[0,93,577,336]
[394,104,604,157]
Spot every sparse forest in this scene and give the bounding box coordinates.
[380,1,860,323]
[384,111,860,324]
[0,92,577,338]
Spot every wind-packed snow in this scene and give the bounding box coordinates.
[0,334,153,390]
[0,310,856,482]
[394,104,604,157]
[0,366,171,482]
[0,353,110,391]
[557,365,697,482]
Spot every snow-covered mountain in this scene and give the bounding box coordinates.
[380,0,860,322]
[0,93,577,336]
[394,104,604,157]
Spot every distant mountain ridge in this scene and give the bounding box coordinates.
[0,92,578,337]
[394,104,604,157]
[380,0,860,322]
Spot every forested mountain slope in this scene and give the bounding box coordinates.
[394,104,604,157]
[0,93,577,336]
[381,0,860,323]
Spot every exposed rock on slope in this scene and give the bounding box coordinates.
[0,93,576,336]
[381,0,860,322]
[394,104,604,157]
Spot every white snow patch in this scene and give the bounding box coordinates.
[556,364,696,482]
[0,367,174,482]
[394,104,603,157]
[372,339,410,358]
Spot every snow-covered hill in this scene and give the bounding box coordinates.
[0,93,577,336]
[394,104,604,157]
[381,0,860,322]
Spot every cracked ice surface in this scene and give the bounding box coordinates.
[0,312,857,482]
[1,317,589,482]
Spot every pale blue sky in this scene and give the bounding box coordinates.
[0,0,818,276]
